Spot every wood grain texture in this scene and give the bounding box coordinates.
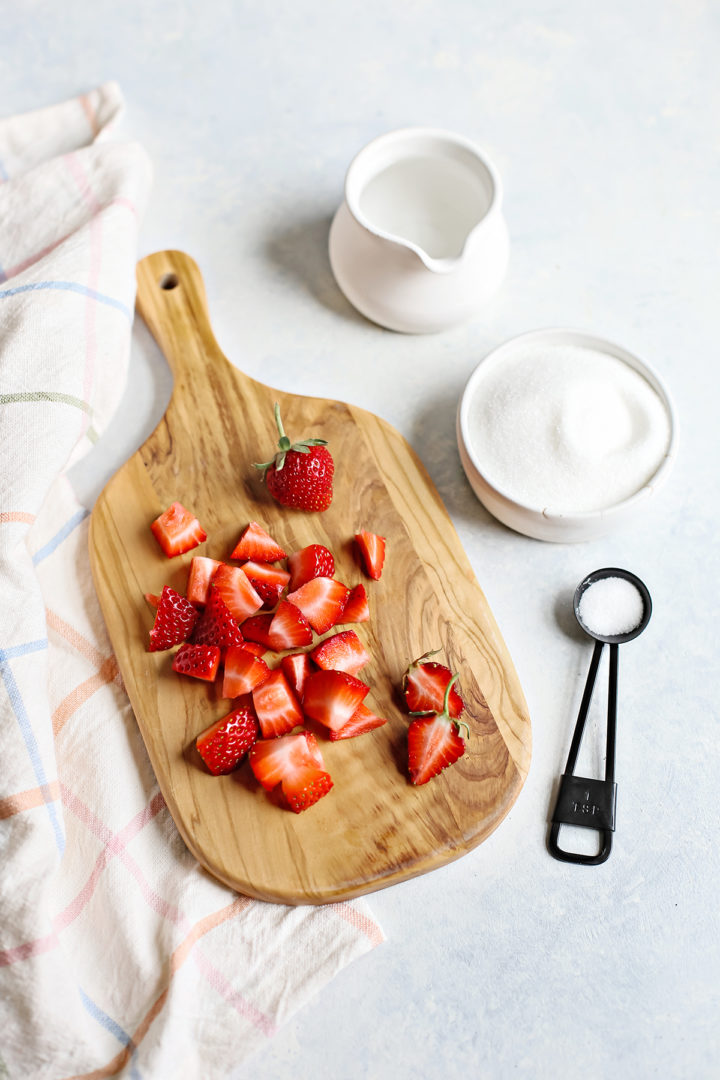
[88,250,531,905]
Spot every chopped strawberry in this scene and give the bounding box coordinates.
[248,731,332,812]
[150,502,207,558]
[252,669,304,738]
[355,530,385,580]
[230,521,287,563]
[196,701,259,775]
[240,560,291,608]
[254,404,334,513]
[403,649,464,719]
[222,646,270,698]
[282,763,334,813]
[148,585,199,652]
[311,630,370,676]
[287,544,335,591]
[280,652,314,700]
[239,640,268,658]
[212,563,263,622]
[240,613,275,649]
[302,669,369,732]
[341,583,369,624]
[407,673,469,785]
[191,587,244,649]
[330,702,387,741]
[172,643,220,681]
[407,713,466,785]
[268,600,313,651]
[250,729,325,789]
[186,556,222,605]
[286,577,350,635]
[145,592,160,608]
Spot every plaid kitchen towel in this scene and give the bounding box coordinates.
[0,85,383,1080]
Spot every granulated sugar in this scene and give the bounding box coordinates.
[467,344,672,513]
[578,576,645,637]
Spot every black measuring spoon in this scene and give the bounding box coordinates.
[548,567,652,866]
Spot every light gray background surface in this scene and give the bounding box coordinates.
[5,2,719,1077]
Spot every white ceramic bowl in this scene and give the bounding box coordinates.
[456,328,678,542]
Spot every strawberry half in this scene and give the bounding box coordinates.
[286,576,350,635]
[196,701,259,775]
[240,560,291,608]
[355,530,385,580]
[302,669,369,732]
[186,556,222,605]
[268,600,313,651]
[329,702,387,741]
[248,731,333,813]
[311,630,370,676]
[148,585,199,652]
[403,649,464,719]
[254,404,334,513]
[280,651,314,701]
[191,587,245,649]
[172,643,221,682]
[407,673,469,785]
[230,521,287,562]
[151,502,207,558]
[252,668,304,738]
[222,646,270,698]
[287,544,335,591]
[212,563,263,622]
[341,583,369,624]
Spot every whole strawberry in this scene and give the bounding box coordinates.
[254,404,334,512]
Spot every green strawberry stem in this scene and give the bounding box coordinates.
[407,647,442,673]
[253,403,328,474]
[409,672,470,738]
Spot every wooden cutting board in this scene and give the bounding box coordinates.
[89,250,531,905]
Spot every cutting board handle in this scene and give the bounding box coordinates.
[136,250,229,382]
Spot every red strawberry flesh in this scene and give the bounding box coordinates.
[172,643,220,682]
[280,652,314,700]
[252,668,304,738]
[311,630,370,676]
[287,544,335,591]
[186,556,222,605]
[212,563,263,622]
[151,502,207,558]
[248,731,332,812]
[404,651,464,719]
[240,613,275,649]
[222,646,270,698]
[230,521,287,562]
[355,530,385,580]
[341,583,370,624]
[191,587,245,649]
[302,669,369,732]
[148,586,199,652]
[240,560,290,608]
[286,576,350,635]
[407,714,465,785]
[330,702,387,741]
[196,702,259,775]
[268,600,313,651]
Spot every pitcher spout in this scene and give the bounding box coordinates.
[329,126,509,333]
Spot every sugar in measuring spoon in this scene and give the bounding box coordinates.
[548,568,652,865]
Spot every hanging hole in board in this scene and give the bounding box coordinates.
[159,273,179,291]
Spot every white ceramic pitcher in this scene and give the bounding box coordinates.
[329,127,509,334]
